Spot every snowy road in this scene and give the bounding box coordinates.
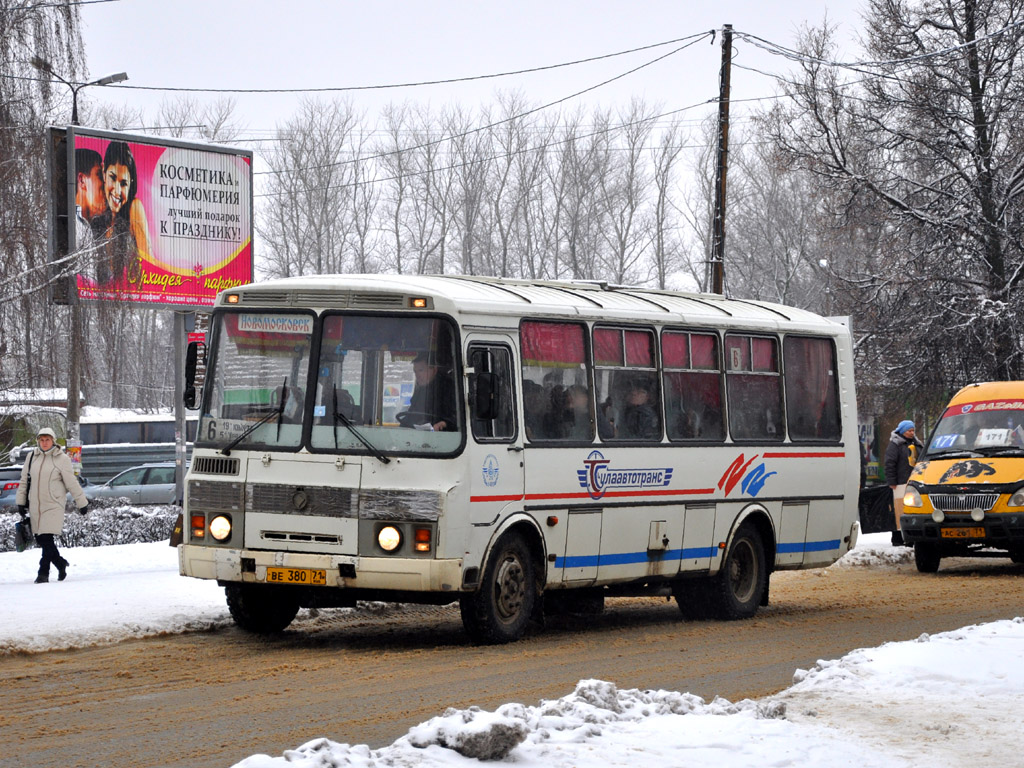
[1,538,1023,768]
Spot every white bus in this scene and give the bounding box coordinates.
[180,275,860,643]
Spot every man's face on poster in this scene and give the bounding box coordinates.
[77,163,105,219]
[104,162,132,215]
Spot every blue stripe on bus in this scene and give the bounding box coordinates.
[555,547,718,569]
[777,539,841,554]
[554,540,840,569]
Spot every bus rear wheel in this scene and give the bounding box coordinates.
[225,583,300,633]
[914,542,942,573]
[707,522,766,620]
[460,531,537,644]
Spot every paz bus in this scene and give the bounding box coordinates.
[179,275,860,643]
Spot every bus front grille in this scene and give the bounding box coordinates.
[192,456,240,476]
[928,493,999,513]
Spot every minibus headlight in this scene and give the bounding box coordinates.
[209,515,232,541]
[903,486,923,508]
[378,526,402,552]
[1008,490,1024,508]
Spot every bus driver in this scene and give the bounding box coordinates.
[398,352,457,431]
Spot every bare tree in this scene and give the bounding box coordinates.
[770,0,1024,397]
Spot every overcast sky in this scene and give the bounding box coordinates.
[79,1,866,141]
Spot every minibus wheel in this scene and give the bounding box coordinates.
[708,522,766,620]
[914,542,941,573]
[460,531,536,644]
[225,583,300,633]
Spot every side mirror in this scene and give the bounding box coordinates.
[473,371,497,421]
[184,341,206,409]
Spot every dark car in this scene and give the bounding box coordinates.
[0,465,23,511]
[85,462,178,505]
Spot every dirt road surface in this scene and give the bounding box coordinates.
[2,556,1023,768]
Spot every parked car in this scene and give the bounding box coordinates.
[0,465,23,511]
[85,462,178,505]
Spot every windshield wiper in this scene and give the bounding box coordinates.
[220,378,288,456]
[332,385,391,464]
[973,446,1024,457]
[926,449,983,459]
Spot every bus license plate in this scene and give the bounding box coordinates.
[266,567,328,586]
[940,526,985,539]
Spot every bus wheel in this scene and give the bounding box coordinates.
[225,584,300,633]
[460,531,536,644]
[914,543,941,573]
[708,522,766,620]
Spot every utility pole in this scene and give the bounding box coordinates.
[708,24,733,295]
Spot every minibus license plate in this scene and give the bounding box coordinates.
[940,526,985,539]
[266,567,327,586]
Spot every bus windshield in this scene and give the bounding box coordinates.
[198,310,461,455]
[309,314,460,455]
[928,403,1024,456]
[199,311,315,451]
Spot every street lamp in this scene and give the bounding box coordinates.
[30,57,128,125]
[30,58,128,468]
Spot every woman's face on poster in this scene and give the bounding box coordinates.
[104,162,132,214]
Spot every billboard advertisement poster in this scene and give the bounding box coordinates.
[68,127,253,308]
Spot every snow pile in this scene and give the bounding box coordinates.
[235,620,1024,768]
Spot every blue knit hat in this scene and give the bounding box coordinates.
[896,420,915,435]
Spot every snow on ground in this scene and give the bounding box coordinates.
[1,533,1021,768]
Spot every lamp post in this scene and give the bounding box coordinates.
[30,59,128,469]
[30,58,128,126]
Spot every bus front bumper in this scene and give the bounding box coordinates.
[178,544,465,593]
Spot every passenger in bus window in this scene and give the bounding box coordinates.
[619,378,661,440]
[523,380,547,440]
[598,397,616,439]
[399,352,457,431]
[564,385,593,440]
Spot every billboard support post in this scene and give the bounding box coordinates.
[173,311,186,506]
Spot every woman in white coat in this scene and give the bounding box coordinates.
[15,428,89,583]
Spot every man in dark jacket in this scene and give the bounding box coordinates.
[400,352,457,431]
[885,419,924,546]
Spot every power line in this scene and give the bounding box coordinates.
[73,32,712,95]
[254,32,714,179]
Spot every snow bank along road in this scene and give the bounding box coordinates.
[3,555,1024,768]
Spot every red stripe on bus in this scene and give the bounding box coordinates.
[470,494,526,503]
[762,452,845,458]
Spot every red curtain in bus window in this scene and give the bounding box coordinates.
[592,328,623,366]
[625,330,654,367]
[321,316,344,341]
[691,333,717,370]
[661,332,689,368]
[725,336,749,371]
[521,321,586,365]
[751,337,778,372]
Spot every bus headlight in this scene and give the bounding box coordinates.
[903,486,923,508]
[209,515,232,541]
[1008,490,1024,508]
[378,526,402,552]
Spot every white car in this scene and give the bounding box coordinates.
[85,463,178,505]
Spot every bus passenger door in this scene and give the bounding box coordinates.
[465,341,525,528]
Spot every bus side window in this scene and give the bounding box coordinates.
[469,345,516,441]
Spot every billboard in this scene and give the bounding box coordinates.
[57,127,253,308]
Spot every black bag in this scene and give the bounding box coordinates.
[14,518,33,552]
